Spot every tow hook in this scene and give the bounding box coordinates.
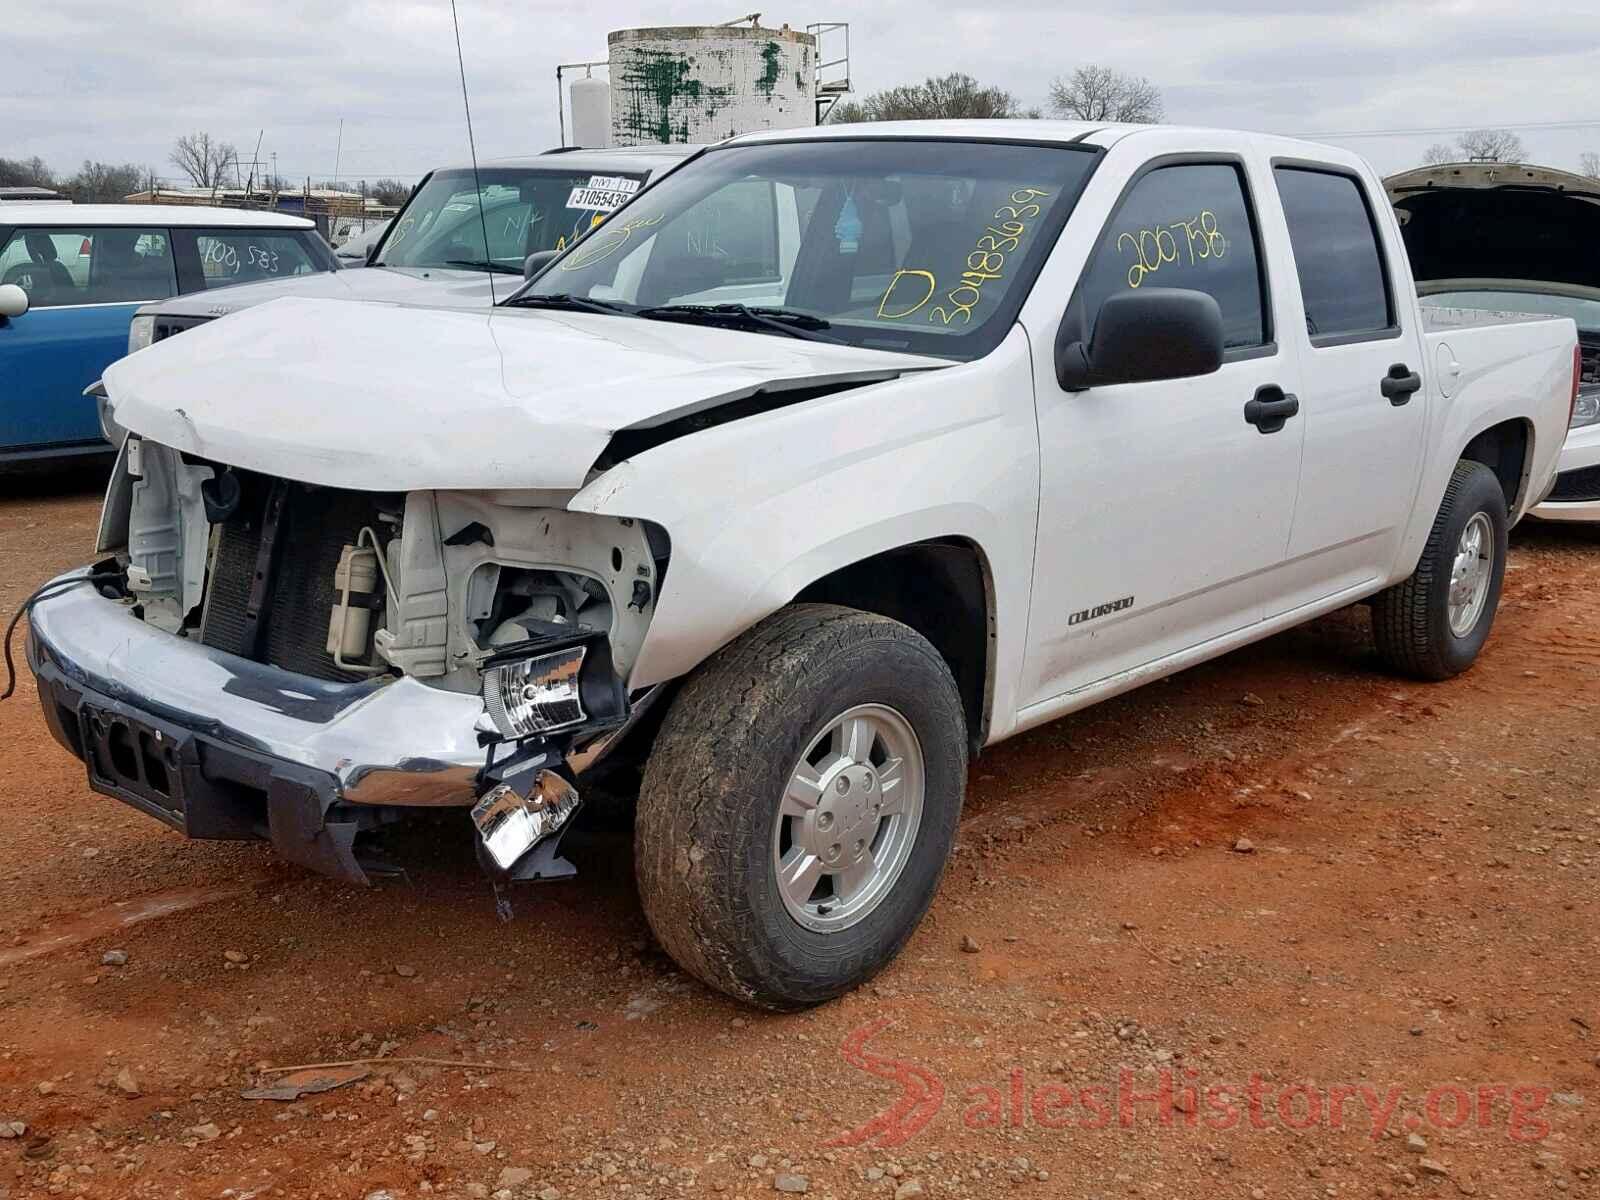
[471,744,583,921]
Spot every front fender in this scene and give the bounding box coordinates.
[570,326,1041,739]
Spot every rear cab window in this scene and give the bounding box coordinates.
[1273,166,1397,344]
[1073,160,1271,354]
[172,227,332,292]
[0,227,177,307]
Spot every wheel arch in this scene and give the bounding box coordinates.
[793,537,996,754]
[1458,416,1534,514]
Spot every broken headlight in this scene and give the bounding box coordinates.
[479,633,628,740]
[483,646,588,737]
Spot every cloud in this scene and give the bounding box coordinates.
[9,0,1600,183]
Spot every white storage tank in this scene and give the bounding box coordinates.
[569,73,612,149]
[607,22,816,146]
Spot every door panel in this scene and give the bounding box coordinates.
[0,304,139,452]
[1022,158,1305,706]
[1024,355,1304,702]
[1269,166,1427,608]
[1275,337,1425,601]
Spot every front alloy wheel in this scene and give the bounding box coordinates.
[774,704,926,933]
[635,604,967,1010]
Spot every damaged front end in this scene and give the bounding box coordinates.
[27,435,664,890]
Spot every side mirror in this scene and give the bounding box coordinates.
[523,250,559,280]
[1056,288,1224,391]
[0,283,30,320]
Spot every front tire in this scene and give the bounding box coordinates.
[1373,460,1508,680]
[634,604,968,1010]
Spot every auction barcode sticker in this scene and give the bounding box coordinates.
[565,175,642,212]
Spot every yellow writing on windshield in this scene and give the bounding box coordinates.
[874,188,1053,326]
[877,270,936,319]
[560,214,664,271]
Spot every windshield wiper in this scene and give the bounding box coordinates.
[441,259,524,275]
[635,303,840,343]
[505,293,639,317]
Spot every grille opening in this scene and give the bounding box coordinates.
[139,732,172,796]
[107,721,139,782]
[198,474,401,680]
[55,703,83,758]
[1548,464,1600,504]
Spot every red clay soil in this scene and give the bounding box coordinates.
[0,470,1596,1199]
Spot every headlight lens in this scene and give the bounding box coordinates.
[128,315,155,354]
[482,646,588,738]
[1572,387,1600,430]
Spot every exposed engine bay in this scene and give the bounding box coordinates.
[105,438,663,697]
[60,436,672,895]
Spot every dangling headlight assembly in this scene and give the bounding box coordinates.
[479,633,627,740]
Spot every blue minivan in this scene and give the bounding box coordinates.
[0,204,334,467]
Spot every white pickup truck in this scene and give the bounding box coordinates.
[21,121,1581,1010]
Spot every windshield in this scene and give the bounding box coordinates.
[1419,288,1600,334]
[373,167,647,272]
[513,139,1099,359]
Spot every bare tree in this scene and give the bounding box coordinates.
[1421,143,1456,166]
[1455,128,1525,163]
[1580,151,1600,180]
[826,73,1038,122]
[63,161,148,204]
[1048,66,1164,123]
[0,156,57,189]
[370,178,412,207]
[169,132,238,189]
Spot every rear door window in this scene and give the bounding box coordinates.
[1075,162,1269,351]
[1273,167,1395,342]
[177,229,326,290]
[0,227,177,307]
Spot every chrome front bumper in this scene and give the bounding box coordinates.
[27,569,488,807]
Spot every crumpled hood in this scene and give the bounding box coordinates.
[104,297,944,491]
[143,265,500,319]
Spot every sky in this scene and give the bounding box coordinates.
[9,0,1600,187]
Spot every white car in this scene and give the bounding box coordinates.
[1388,161,1600,521]
[332,220,391,268]
[127,146,696,352]
[24,121,1579,1010]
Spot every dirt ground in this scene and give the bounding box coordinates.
[1,468,1596,1200]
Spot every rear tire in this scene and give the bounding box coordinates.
[1373,460,1508,680]
[634,604,967,1010]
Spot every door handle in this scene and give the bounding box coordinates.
[1380,363,1423,405]
[1243,385,1300,434]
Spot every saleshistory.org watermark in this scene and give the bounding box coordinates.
[827,1020,1559,1150]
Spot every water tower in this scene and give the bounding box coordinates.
[606,18,817,146]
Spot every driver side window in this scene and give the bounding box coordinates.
[1076,163,1269,351]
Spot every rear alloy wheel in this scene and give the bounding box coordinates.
[1373,459,1508,680]
[635,604,967,1010]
